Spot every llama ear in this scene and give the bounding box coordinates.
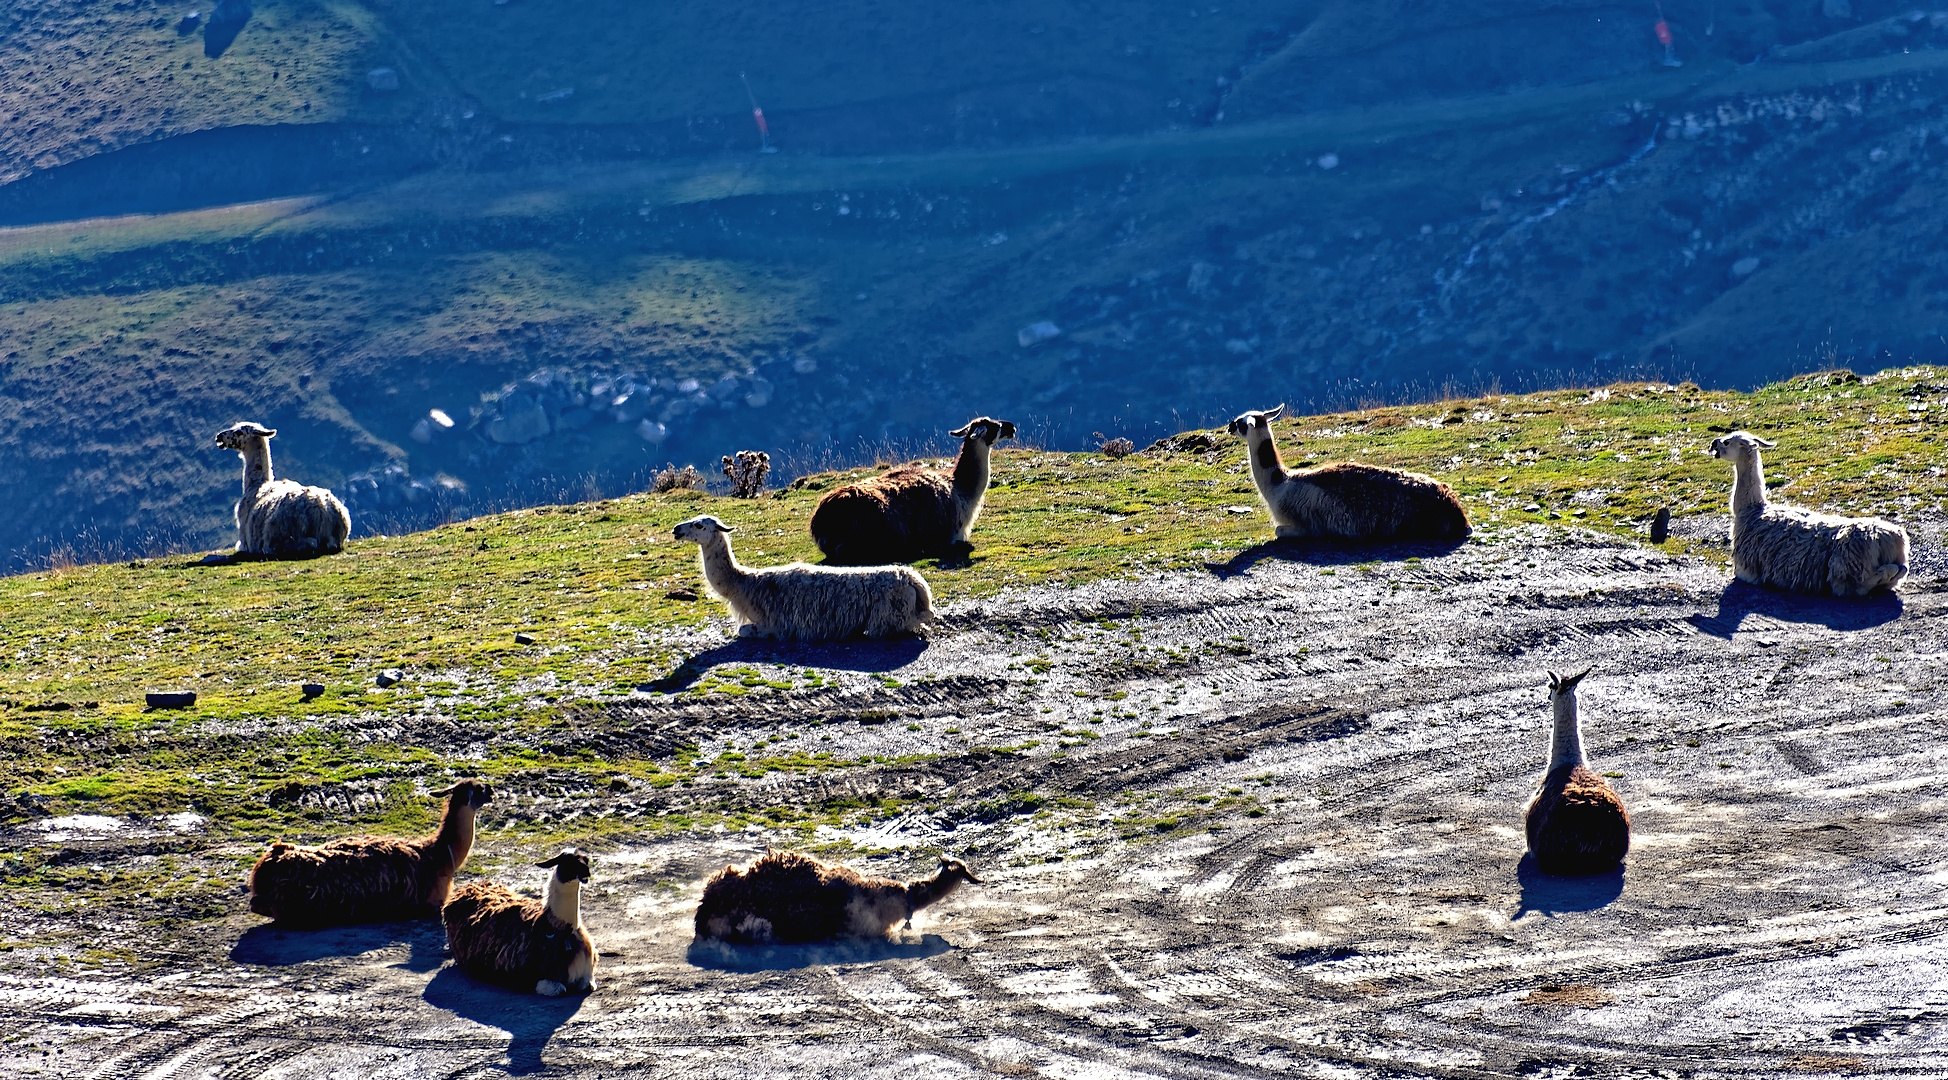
[718,522,735,533]
[263,428,277,439]
[536,855,563,869]
[1755,436,1777,448]
[428,785,456,798]
[1546,670,1561,689]
[1266,403,1285,421]
[950,421,975,438]
[1564,665,1593,686]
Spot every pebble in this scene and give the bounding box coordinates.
[514,632,535,645]
[144,692,196,709]
[300,683,326,699]
[375,670,403,688]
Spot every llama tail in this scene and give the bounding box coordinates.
[1876,563,1909,591]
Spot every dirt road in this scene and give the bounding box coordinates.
[3,521,1943,1078]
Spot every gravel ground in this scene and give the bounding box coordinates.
[3,520,1944,1078]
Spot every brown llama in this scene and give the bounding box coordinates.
[443,849,598,997]
[1226,405,1470,542]
[808,417,1016,564]
[694,850,980,943]
[1525,667,1631,875]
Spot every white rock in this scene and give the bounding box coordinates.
[1317,153,1340,170]
[1018,321,1062,348]
[1731,256,1761,278]
[366,68,400,93]
[428,408,455,429]
[792,356,818,374]
[410,418,434,444]
[637,419,669,443]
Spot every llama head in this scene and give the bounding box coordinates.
[429,778,495,808]
[1546,665,1592,700]
[537,848,592,884]
[214,421,277,450]
[672,515,734,544]
[1225,404,1285,437]
[950,417,1017,445]
[1708,431,1776,461]
[936,855,982,885]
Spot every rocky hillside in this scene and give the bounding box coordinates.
[5,0,1948,563]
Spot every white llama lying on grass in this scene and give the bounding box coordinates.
[672,515,933,640]
[1709,431,1907,597]
[213,421,350,559]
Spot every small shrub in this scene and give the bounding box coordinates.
[652,463,705,493]
[721,450,771,497]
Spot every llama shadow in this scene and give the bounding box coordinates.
[1686,579,1905,639]
[1204,536,1470,580]
[230,919,447,972]
[422,965,587,1076]
[641,636,928,692]
[1512,854,1625,918]
[685,933,955,972]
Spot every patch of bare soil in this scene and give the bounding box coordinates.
[3,524,1946,1078]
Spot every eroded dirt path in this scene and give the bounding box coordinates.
[4,525,1945,1078]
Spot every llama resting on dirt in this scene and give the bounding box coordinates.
[695,850,981,944]
[1709,431,1908,597]
[673,515,933,640]
[809,417,1016,564]
[1226,405,1471,542]
[1524,668,1630,876]
[443,849,598,997]
[213,422,351,558]
[247,780,493,927]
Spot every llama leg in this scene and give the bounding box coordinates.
[1274,524,1305,540]
[536,979,566,997]
[736,622,760,638]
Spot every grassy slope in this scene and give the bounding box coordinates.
[3,368,1941,827]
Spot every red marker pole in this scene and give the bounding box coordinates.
[741,73,777,154]
[1654,4,1682,66]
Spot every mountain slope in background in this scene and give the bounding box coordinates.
[4,0,1947,562]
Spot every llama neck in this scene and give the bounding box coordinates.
[950,437,992,503]
[433,798,478,872]
[1548,690,1586,772]
[1246,427,1287,492]
[696,535,745,595]
[544,872,581,926]
[904,870,965,915]
[1730,451,1767,516]
[239,440,275,496]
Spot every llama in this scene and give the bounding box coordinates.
[443,849,598,997]
[213,422,351,559]
[694,850,980,944]
[1226,405,1471,542]
[1709,431,1908,597]
[247,780,494,927]
[672,515,933,640]
[808,417,1017,563]
[1524,668,1630,876]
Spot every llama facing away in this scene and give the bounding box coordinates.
[673,515,933,640]
[694,850,980,944]
[248,780,494,927]
[1709,431,1908,597]
[1524,668,1630,876]
[443,849,597,997]
[213,422,351,559]
[1225,405,1470,542]
[809,417,1017,564]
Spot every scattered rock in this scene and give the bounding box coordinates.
[366,67,400,93]
[1650,506,1671,544]
[608,776,633,793]
[482,392,551,445]
[1731,256,1761,279]
[1222,748,1248,762]
[1187,262,1219,297]
[636,419,669,444]
[1147,432,1221,454]
[665,588,699,602]
[300,682,326,699]
[514,632,535,645]
[375,669,403,688]
[1316,153,1340,170]
[145,692,197,709]
[1017,321,1062,348]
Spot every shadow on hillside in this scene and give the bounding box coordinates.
[642,636,928,692]
[685,933,954,972]
[230,919,447,971]
[1203,536,1469,579]
[203,9,250,58]
[423,965,586,1075]
[1686,580,1905,638]
[1512,854,1625,918]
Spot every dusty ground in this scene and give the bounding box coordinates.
[3,520,1945,1078]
